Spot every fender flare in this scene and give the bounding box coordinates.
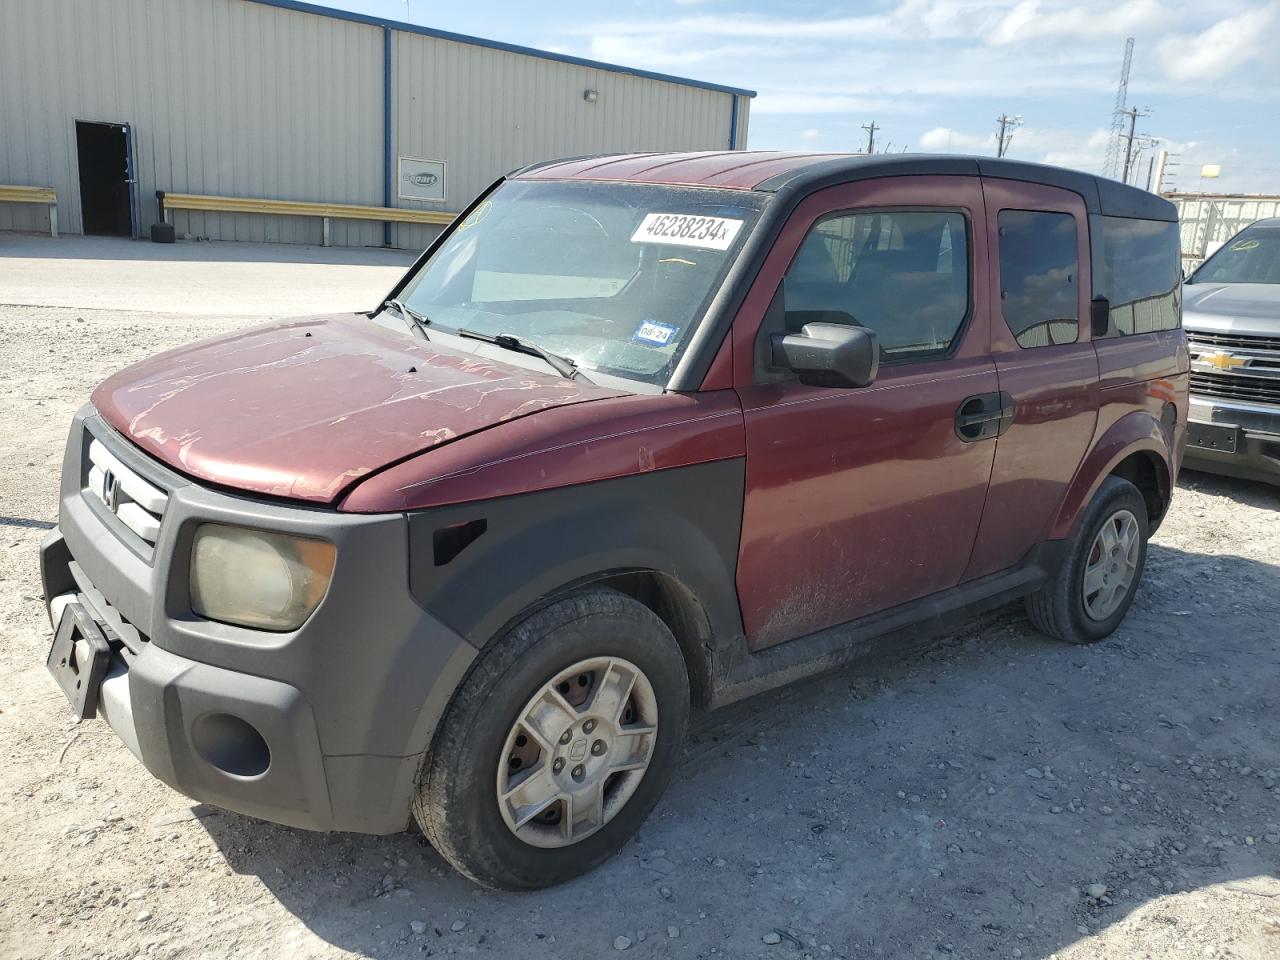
[1051,409,1173,540]
[406,459,746,655]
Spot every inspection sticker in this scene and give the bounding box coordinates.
[631,213,744,250]
[633,320,680,346]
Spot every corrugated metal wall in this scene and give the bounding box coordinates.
[0,0,747,248]
[389,31,743,249]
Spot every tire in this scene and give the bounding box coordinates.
[1025,476,1149,644]
[413,588,690,890]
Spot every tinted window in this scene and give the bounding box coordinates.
[1096,216,1181,335]
[998,210,1079,348]
[1191,226,1280,285]
[785,210,969,360]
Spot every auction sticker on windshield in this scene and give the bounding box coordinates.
[631,213,744,251]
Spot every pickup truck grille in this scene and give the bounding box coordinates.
[1187,331,1280,407]
[1186,330,1280,352]
[1189,372,1280,405]
[83,431,170,548]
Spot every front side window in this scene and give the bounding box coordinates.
[784,210,970,360]
[395,179,767,387]
[1191,225,1280,285]
[998,210,1079,348]
[1096,215,1181,335]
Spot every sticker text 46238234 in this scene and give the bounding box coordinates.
[631,213,744,251]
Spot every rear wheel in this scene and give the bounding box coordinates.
[1025,476,1149,644]
[413,589,689,889]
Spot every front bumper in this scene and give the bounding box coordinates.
[41,406,476,833]
[1184,395,1280,485]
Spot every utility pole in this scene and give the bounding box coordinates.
[996,113,1023,158]
[1118,106,1151,183]
[861,121,879,155]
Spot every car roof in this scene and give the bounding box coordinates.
[514,151,1177,221]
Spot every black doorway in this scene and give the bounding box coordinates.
[75,120,134,236]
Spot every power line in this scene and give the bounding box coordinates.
[995,114,1023,158]
[861,121,879,154]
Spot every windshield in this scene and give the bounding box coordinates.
[1190,226,1280,285]
[394,179,767,386]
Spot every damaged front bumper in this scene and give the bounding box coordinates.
[40,405,476,833]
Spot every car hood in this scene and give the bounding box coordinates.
[91,314,624,503]
[1183,282,1280,337]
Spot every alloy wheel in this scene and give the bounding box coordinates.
[496,656,658,848]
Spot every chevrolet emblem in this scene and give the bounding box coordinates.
[1196,351,1249,370]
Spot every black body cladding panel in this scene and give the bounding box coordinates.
[407,459,748,654]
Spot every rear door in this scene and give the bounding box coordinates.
[962,178,1099,581]
[731,176,999,650]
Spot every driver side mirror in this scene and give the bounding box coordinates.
[771,322,879,388]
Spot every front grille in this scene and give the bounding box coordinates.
[69,560,150,655]
[1187,331,1280,351]
[81,425,171,551]
[1190,372,1280,405]
[1188,329,1280,407]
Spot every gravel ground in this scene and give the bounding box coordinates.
[1,295,1278,960]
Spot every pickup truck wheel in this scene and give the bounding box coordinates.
[412,588,690,889]
[1025,476,1149,644]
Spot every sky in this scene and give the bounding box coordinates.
[338,0,1280,195]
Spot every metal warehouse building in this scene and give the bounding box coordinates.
[0,0,754,249]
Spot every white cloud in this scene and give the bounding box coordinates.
[916,124,1117,170]
[988,0,1163,46]
[753,92,921,115]
[919,127,996,150]
[559,1,1280,192]
[577,13,898,42]
[1156,5,1278,82]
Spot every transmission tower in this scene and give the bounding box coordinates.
[1103,37,1135,179]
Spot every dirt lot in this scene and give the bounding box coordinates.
[1,248,1278,959]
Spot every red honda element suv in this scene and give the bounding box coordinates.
[42,153,1188,888]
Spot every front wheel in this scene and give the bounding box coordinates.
[413,589,690,889]
[1025,476,1150,644]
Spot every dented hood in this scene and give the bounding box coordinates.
[91,314,623,503]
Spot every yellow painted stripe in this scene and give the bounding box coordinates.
[0,185,57,204]
[161,193,455,225]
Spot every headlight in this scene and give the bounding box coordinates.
[190,524,336,632]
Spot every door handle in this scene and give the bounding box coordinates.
[956,392,1014,442]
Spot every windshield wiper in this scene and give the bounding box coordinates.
[383,298,431,340]
[457,328,584,381]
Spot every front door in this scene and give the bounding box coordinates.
[732,176,999,650]
[75,120,136,237]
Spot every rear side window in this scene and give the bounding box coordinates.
[785,210,970,361]
[997,210,1079,348]
[1096,216,1181,335]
